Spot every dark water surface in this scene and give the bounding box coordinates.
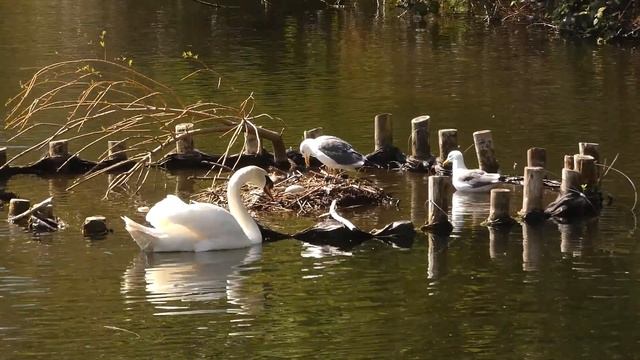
[1,1,640,358]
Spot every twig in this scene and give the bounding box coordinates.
[8,197,53,223]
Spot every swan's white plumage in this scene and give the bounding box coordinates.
[122,166,268,252]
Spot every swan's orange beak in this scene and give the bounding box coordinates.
[263,176,275,201]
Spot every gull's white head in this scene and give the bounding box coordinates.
[444,150,466,169]
[299,138,315,167]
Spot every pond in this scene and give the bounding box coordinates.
[0,0,639,358]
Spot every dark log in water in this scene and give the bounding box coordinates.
[156,149,277,171]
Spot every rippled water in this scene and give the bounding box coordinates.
[1,0,640,358]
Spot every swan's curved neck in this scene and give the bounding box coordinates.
[227,172,261,244]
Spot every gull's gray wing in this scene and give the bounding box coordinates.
[315,136,364,165]
[459,169,501,188]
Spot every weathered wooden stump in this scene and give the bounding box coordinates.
[49,140,70,158]
[527,147,546,168]
[484,188,515,227]
[175,123,195,154]
[83,216,109,238]
[473,130,499,173]
[578,142,600,163]
[560,168,582,194]
[438,129,458,165]
[303,127,323,140]
[573,154,597,190]
[8,199,30,223]
[422,175,453,235]
[244,127,260,155]
[519,166,545,223]
[0,147,6,167]
[374,113,393,151]
[411,116,431,160]
[564,155,574,170]
[108,140,128,162]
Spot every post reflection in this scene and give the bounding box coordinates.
[522,224,543,272]
[427,233,448,279]
[121,246,262,314]
[488,226,510,259]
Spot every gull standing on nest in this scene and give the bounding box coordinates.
[443,150,503,192]
[299,135,365,172]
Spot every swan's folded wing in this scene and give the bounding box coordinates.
[459,169,501,188]
[147,200,243,241]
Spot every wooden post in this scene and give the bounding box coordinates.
[563,155,574,170]
[579,142,600,162]
[519,166,545,222]
[561,168,582,194]
[83,216,109,237]
[108,140,127,161]
[243,127,260,155]
[175,123,195,154]
[579,142,601,178]
[438,129,458,163]
[8,199,30,223]
[0,147,6,167]
[423,175,453,234]
[486,188,514,226]
[303,127,323,139]
[573,154,597,189]
[49,140,69,158]
[473,130,499,173]
[527,147,546,168]
[374,113,393,151]
[411,116,431,160]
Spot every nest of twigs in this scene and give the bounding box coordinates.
[193,171,397,216]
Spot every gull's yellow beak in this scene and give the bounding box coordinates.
[304,154,310,168]
[442,159,451,166]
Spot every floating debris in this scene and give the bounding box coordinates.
[193,171,398,216]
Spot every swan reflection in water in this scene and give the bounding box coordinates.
[451,192,491,232]
[121,246,261,314]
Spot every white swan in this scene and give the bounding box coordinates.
[122,166,274,252]
[443,150,502,192]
